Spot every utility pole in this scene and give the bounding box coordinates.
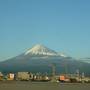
[82,72,85,78]
[64,61,68,75]
[50,63,56,82]
[76,69,80,77]
[51,63,56,77]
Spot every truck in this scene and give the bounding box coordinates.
[59,75,70,83]
[16,72,30,81]
[7,73,15,80]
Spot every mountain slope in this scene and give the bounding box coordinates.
[0,44,90,75]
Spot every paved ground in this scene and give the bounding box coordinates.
[0,81,90,90]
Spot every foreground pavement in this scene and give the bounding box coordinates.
[0,81,90,90]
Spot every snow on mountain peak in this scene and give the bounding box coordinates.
[25,44,58,56]
[24,44,67,58]
[58,52,67,57]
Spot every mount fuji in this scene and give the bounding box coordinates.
[24,44,66,57]
[0,44,90,75]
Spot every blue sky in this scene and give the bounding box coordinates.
[0,0,90,61]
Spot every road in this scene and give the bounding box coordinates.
[0,81,90,90]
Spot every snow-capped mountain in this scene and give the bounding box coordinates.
[25,44,66,57]
[0,44,90,75]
